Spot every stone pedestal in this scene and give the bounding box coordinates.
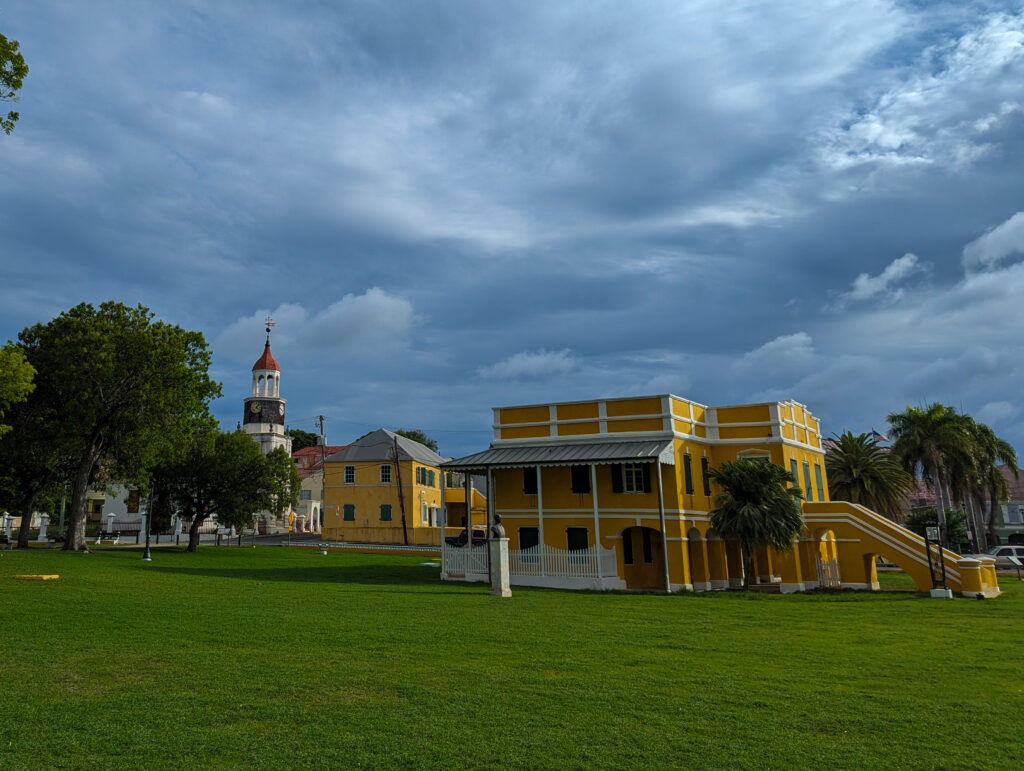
[38,513,49,541]
[930,588,953,599]
[106,513,116,533]
[3,513,12,539]
[489,538,511,598]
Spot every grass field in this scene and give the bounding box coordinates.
[1,546,1021,769]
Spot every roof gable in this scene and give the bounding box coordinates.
[325,429,445,466]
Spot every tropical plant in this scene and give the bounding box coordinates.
[825,431,912,521]
[963,420,1019,549]
[904,508,969,550]
[887,404,974,545]
[707,458,804,589]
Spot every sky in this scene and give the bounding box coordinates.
[2,1,1024,458]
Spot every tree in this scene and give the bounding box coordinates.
[17,302,221,551]
[707,458,804,589]
[964,420,1018,549]
[288,428,318,451]
[1,31,28,135]
[887,404,974,545]
[0,343,34,435]
[825,432,912,522]
[157,430,301,551]
[904,507,969,550]
[395,429,438,453]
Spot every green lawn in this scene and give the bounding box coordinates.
[1,546,1021,769]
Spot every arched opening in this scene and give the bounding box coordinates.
[686,527,709,591]
[811,528,840,588]
[725,540,744,587]
[258,375,266,396]
[619,526,665,589]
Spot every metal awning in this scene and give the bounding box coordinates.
[441,440,674,471]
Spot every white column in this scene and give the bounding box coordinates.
[591,464,601,584]
[3,513,13,539]
[536,466,545,577]
[106,512,116,534]
[655,461,671,593]
[38,513,49,541]
[137,514,146,544]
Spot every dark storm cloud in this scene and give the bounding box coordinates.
[3,1,1024,455]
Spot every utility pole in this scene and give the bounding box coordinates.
[317,415,327,534]
[392,436,409,545]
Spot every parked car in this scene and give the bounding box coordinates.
[444,528,487,547]
[985,545,1024,569]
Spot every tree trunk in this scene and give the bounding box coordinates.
[63,446,100,552]
[986,487,1000,547]
[16,492,38,549]
[934,472,949,547]
[187,516,203,552]
[742,549,755,590]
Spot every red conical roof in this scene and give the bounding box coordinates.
[252,341,280,371]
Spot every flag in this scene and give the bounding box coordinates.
[871,429,889,443]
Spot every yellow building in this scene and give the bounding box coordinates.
[322,429,486,546]
[441,394,1000,597]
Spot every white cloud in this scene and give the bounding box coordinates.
[835,253,924,308]
[962,211,1024,272]
[215,288,414,363]
[820,11,1024,173]
[478,349,578,380]
[734,332,815,375]
[976,400,1019,428]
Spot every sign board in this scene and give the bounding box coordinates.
[1008,555,1022,567]
[925,526,940,541]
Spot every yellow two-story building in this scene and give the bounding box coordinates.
[322,429,486,546]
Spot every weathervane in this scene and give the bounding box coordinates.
[265,315,275,344]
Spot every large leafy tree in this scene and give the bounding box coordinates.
[1,30,28,135]
[904,508,969,549]
[825,432,912,522]
[708,458,804,590]
[395,429,438,453]
[0,343,34,435]
[157,430,300,552]
[288,429,318,451]
[17,302,221,551]
[887,404,974,545]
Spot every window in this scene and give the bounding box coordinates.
[417,467,435,486]
[570,465,591,494]
[430,506,440,526]
[445,472,461,489]
[519,527,539,563]
[701,457,711,496]
[300,489,312,500]
[343,504,355,522]
[379,503,392,522]
[641,528,653,564]
[790,459,799,487]
[522,467,538,495]
[814,464,824,502]
[622,531,634,565]
[519,527,539,549]
[683,454,694,495]
[566,527,589,551]
[1010,506,1024,525]
[421,502,429,524]
[344,465,355,484]
[428,469,436,487]
[803,462,813,502]
[380,464,392,483]
[610,462,650,494]
[567,527,589,563]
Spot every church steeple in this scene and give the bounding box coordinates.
[241,317,291,455]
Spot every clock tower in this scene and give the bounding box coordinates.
[242,320,292,455]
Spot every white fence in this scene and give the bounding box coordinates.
[443,542,618,582]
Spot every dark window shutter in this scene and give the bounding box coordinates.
[641,463,652,493]
[701,457,711,496]
[622,531,634,564]
[570,465,591,494]
[611,464,623,493]
[523,467,538,495]
[683,454,694,495]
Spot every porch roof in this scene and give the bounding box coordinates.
[441,439,674,471]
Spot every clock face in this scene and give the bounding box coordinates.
[278,403,285,416]
[250,402,262,414]
[243,399,285,426]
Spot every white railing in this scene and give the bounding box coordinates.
[441,543,489,576]
[445,543,618,580]
[816,557,841,588]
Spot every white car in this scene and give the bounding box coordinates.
[985,545,1024,569]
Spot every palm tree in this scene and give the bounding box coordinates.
[708,458,804,589]
[825,432,912,522]
[966,420,1018,548]
[887,404,974,545]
